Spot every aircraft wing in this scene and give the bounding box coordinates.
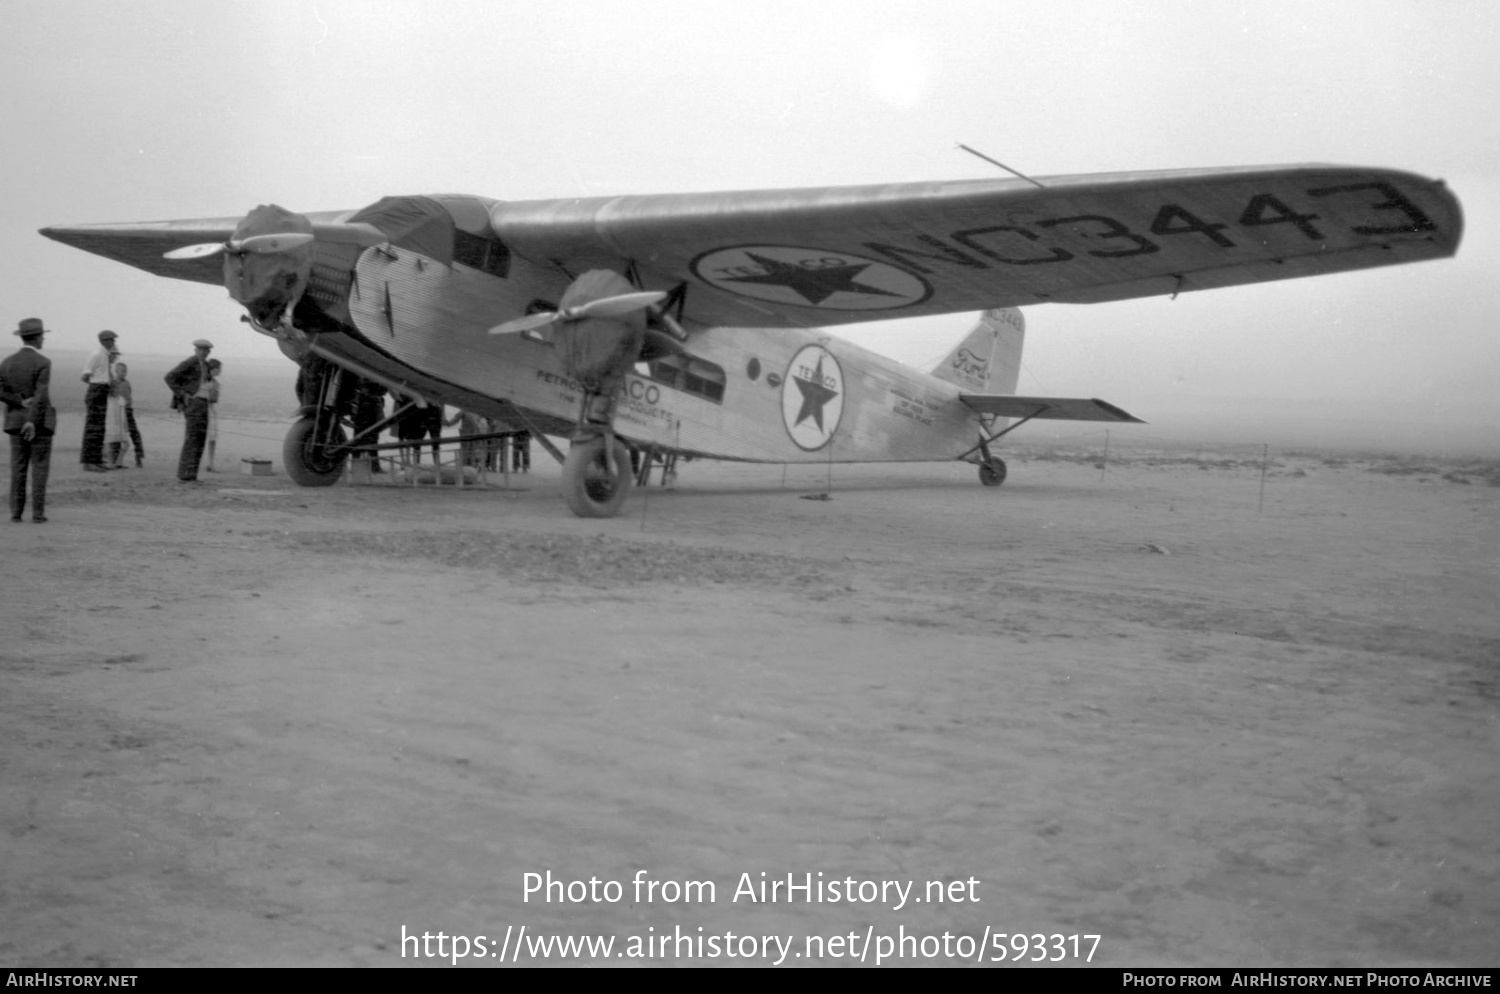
[489,164,1462,329]
[38,211,362,287]
[960,395,1144,423]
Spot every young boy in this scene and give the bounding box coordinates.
[204,358,221,471]
[109,356,145,468]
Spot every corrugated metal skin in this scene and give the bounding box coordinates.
[350,245,566,399]
[623,326,980,463]
[347,247,986,465]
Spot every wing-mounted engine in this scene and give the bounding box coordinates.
[155,203,317,326]
[220,205,316,326]
[552,270,654,389]
[490,269,697,388]
[157,204,388,330]
[489,269,683,517]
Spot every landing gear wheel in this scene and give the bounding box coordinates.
[562,436,635,517]
[979,457,1008,487]
[283,417,347,487]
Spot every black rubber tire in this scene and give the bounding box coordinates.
[561,436,634,517]
[979,457,1008,487]
[283,417,347,487]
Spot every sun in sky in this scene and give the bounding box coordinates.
[865,32,933,110]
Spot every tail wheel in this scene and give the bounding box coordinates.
[979,457,1007,487]
[561,436,634,517]
[283,417,347,487]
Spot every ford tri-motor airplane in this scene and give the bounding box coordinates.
[41,164,1461,516]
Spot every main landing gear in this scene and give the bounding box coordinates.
[488,268,676,517]
[284,415,348,486]
[284,357,352,487]
[531,269,660,518]
[561,434,635,517]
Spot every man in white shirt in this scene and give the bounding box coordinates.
[79,329,116,471]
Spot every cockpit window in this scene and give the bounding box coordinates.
[349,196,456,263]
[350,195,509,277]
[453,229,510,278]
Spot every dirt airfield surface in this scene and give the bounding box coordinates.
[3,413,1498,968]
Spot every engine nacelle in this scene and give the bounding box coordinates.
[223,204,314,325]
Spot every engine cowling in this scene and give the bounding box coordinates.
[222,204,315,325]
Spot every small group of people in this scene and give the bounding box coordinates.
[292,357,537,480]
[5,314,559,520]
[386,398,529,474]
[87,330,222,482]
[2,317,227,524]
[80,328,144,471]
[440,408,530,474]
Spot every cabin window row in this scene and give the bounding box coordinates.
[640,355,726,404]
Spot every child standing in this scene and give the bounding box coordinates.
[108,356,145,468]
[204,358,221,471]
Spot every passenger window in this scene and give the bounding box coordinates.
[646,354,726,403]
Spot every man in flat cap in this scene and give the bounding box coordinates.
[164,338,214,482]
[79,329,117,471]
[1,318,56,522]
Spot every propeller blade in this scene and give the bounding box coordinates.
[489,311,560,336]
[309,221,387,247]
[235,232,316,254]
[162,242,228,260]
[492,284,668,334]
[568,290,668,320]
[163,231,315,261]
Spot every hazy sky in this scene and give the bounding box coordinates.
[4,0,1497,448]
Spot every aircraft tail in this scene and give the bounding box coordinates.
[943,307,1144,430]
[931,308,1025,394]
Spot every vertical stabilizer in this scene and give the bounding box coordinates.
[931,308,1025,393]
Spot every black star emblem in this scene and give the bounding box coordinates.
[723,252,902,306]
[792,356,839,431]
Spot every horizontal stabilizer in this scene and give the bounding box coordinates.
[960,394,1144,423]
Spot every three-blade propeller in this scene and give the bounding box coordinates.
[488,290,668,335]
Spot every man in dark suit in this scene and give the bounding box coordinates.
[164,338,214,482]
[0,317,56,522]
[351,378,387,473]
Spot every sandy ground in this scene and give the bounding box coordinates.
[2,413,1497,968]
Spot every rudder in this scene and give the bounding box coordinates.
[931,308,1025,394]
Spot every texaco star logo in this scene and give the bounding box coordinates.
[782,345,844,451]
[692,245,930,311]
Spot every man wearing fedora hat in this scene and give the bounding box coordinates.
[1,317,56,522]
[79,329,117,471]
[164,338,215,482]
